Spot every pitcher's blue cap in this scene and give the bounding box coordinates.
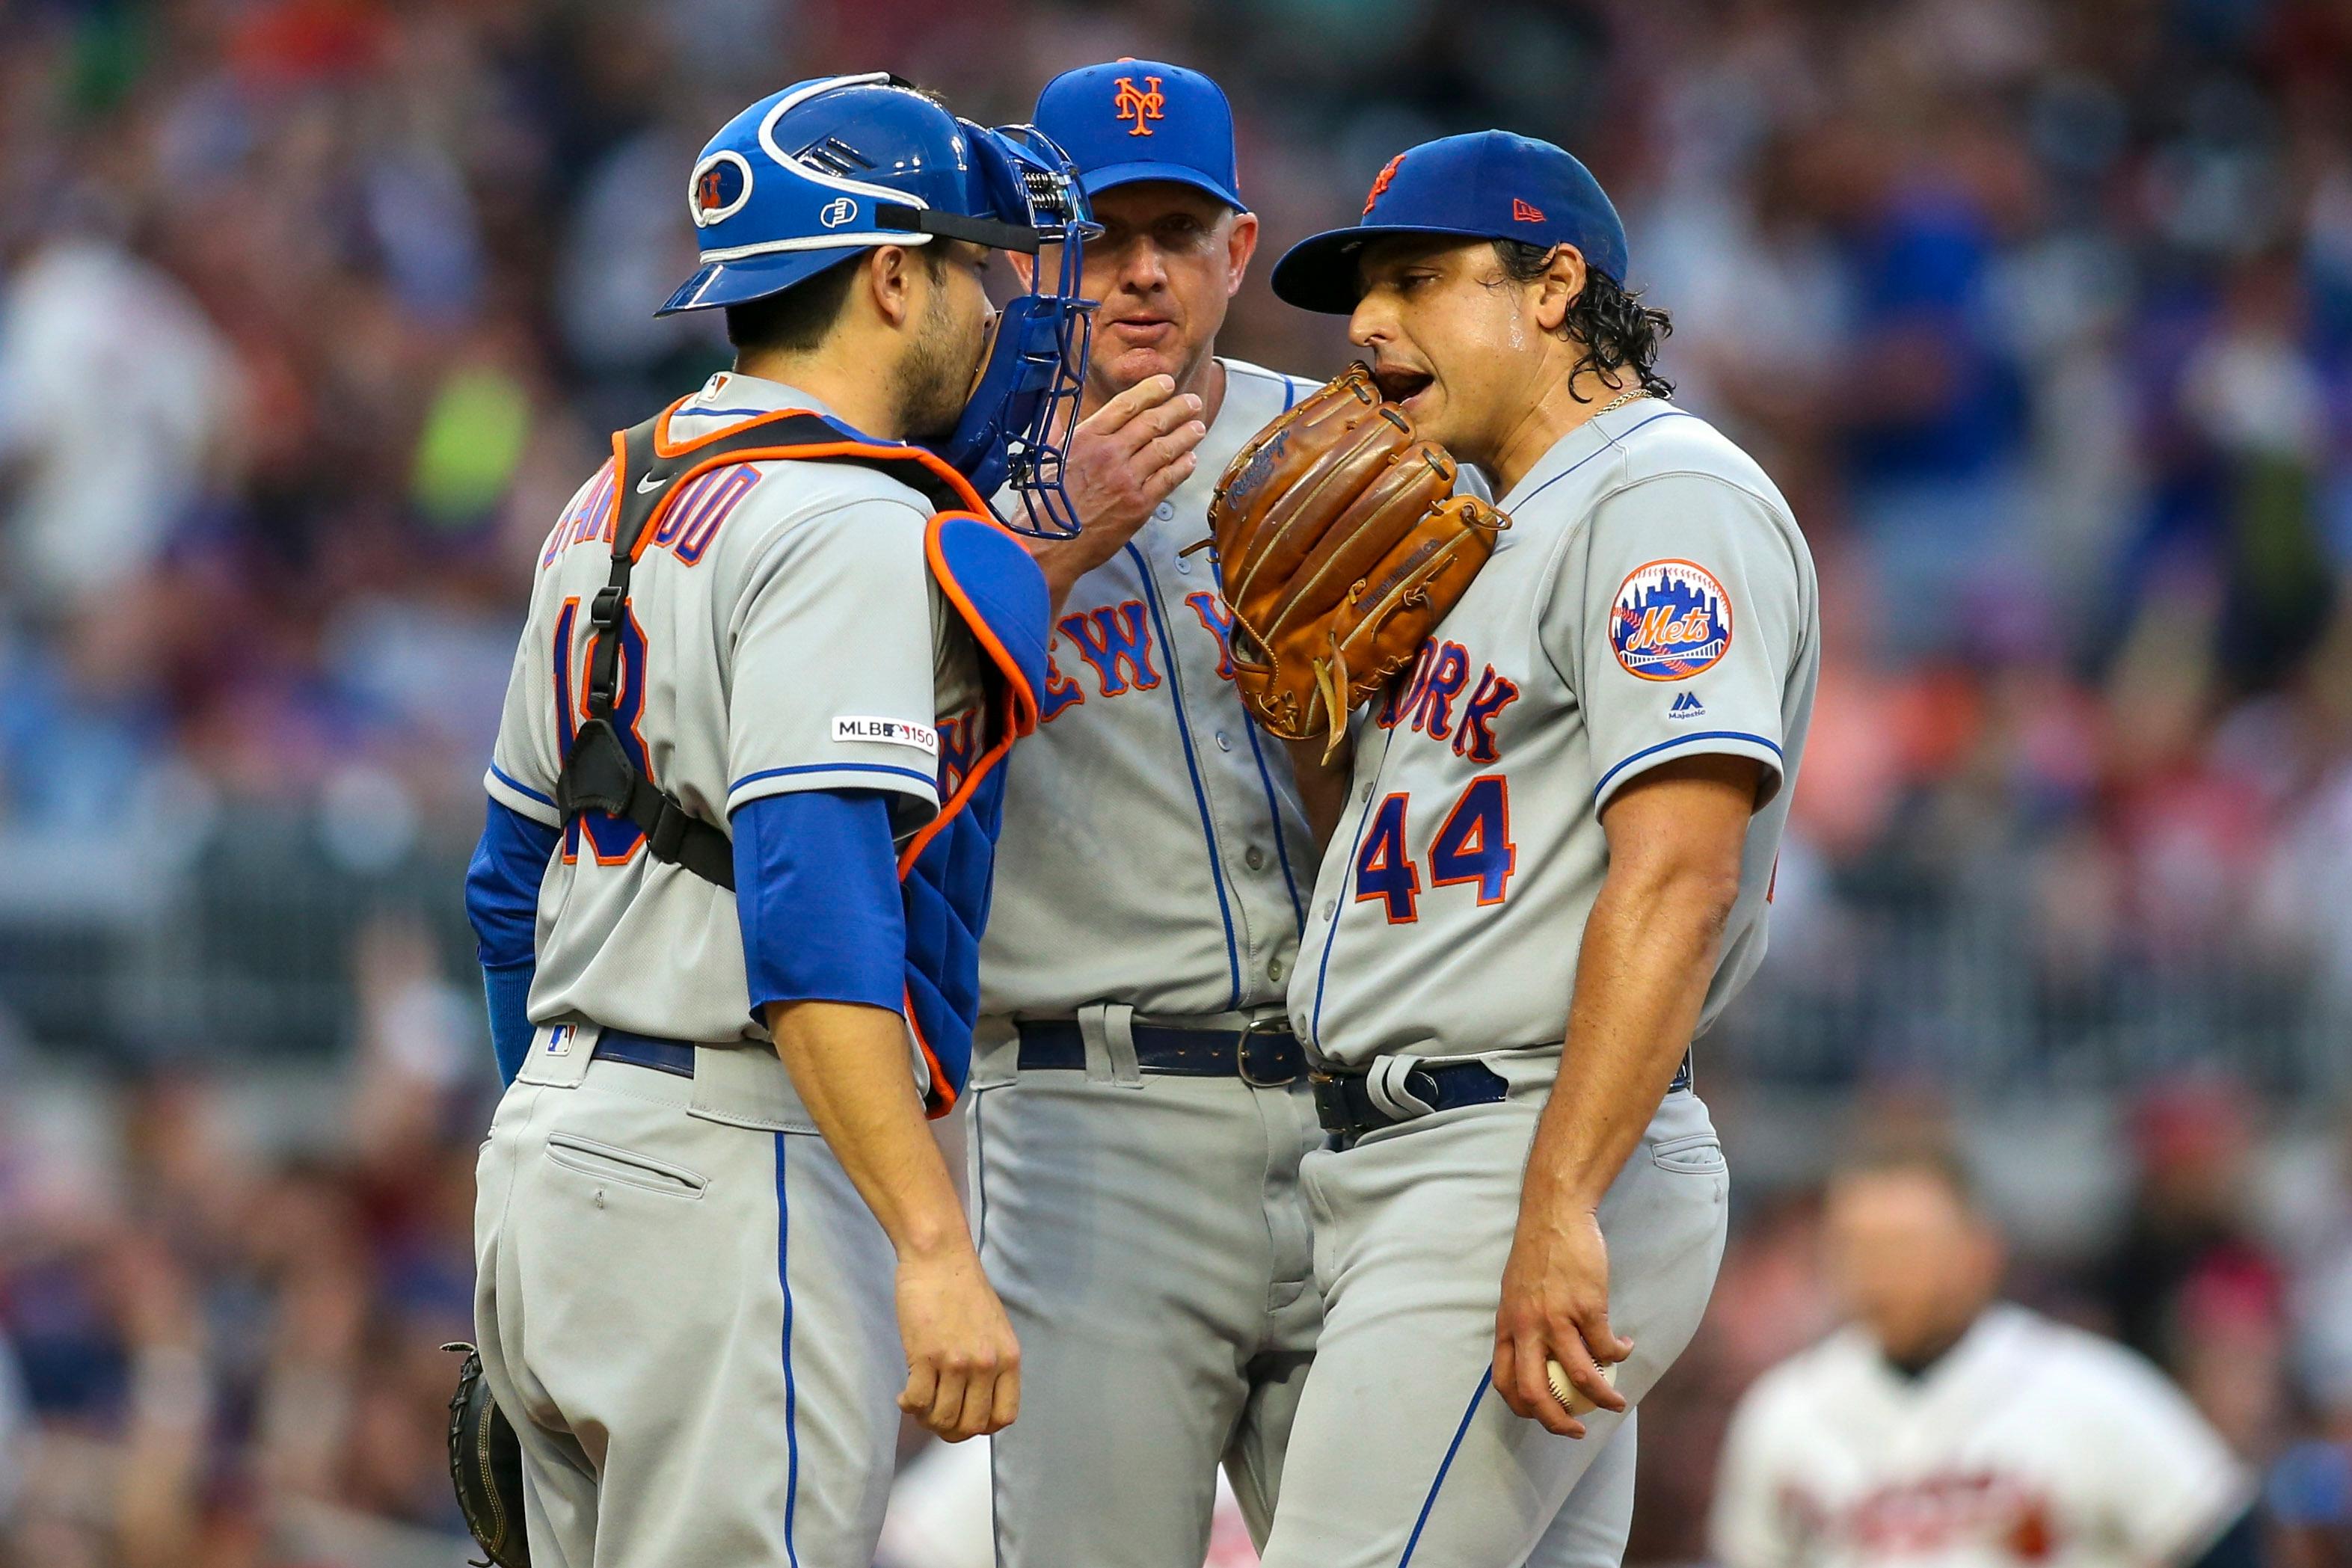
[1271,131,1627,314]
[1034,59,1244,210]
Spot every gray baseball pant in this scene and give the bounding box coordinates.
[473,1028,903,1567]
[965,1030,1646,1568]
[1256,1084,1728,1568]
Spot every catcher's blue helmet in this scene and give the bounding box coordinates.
[660,73,1099,535]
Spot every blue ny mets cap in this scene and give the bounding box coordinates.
[1033,59,1245,210]
[1271,131,1628,314]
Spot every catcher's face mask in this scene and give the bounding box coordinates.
[930,122,1099,538]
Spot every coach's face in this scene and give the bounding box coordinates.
[1071,182,1257,401]
[1348,236,1584,475]
[1824,1169,2005,1363]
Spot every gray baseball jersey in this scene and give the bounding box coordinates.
[980,357,1320,1019]
[483,371,981,1052]
[1292,397,1820,1065]
[970,359,1327,1568]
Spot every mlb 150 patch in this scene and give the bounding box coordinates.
[833,716,941,756]
[1610,559,1732,681]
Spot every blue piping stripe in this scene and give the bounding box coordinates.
[970,1088,989,1251]
[1510,410,1693,512]
[730,761,939,794]
[1397,1372,1490,1566]
[1309,724,1397,1044]
[1591,730,1782,802]
[487,763,554,808]
[1126,542,1243,1009]
[1242,719,1307,932]
[774,1134,802,1567]
[1280,378,1301,412]
[675,405,793,420]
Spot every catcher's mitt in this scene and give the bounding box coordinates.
[1206,363,1507,756]
[444,1342,530,1568]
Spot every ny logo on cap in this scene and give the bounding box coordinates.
[1364,153,1404,216]
[1113,75,1165,137]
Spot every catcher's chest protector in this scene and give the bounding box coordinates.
[555,402,1046,1113]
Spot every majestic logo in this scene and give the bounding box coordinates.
[1610,559,1733,681]
[818,196,857,229]
[1113,76,1165,136]
[1669,690,1706,719]
[1364,153,1404,215]
[1511,197,1547,223]
[690,150,753,227]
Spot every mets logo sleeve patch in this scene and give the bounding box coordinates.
[1609,559,1732,681]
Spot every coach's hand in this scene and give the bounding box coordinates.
[1493,1204,1632,1439]
[1029,374,1207,612]
[895,1245,1022,1442]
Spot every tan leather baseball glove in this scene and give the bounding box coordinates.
[1206,363,1508,757]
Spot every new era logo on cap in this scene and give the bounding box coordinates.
[1512,197,1546,223]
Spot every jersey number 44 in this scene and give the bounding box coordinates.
[1354,775,1516,924]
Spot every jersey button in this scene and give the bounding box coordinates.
[1154,502,1176,520]
[1175,554,1194,576]
[1244,845,1266,870]
[1320,901,1336,921]
[1216,731,1233,753]
[1268,956,1287,983]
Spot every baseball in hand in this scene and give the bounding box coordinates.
[1545,1357,1619,1416]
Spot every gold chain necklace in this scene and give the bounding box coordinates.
[1597,387,1651,415]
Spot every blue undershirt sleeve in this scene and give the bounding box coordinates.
[465,797,559,1085]
[731,787,906,1024]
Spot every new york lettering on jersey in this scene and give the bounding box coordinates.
[484,372,988,1051]
[981,359,1320,1020]
[1294,399,1822,1065]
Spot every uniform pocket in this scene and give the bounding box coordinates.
[1649,1131,1728,1175]
[544,1131,709,1200]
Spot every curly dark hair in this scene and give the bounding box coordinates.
[1491,241,1675,402]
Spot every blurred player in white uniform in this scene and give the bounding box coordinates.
[1713,1149,2259,1568]
[967,62,1636,1568]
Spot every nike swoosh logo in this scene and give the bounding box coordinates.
[636,473,672,494]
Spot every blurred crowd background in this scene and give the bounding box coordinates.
[3,0,2352,1563]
